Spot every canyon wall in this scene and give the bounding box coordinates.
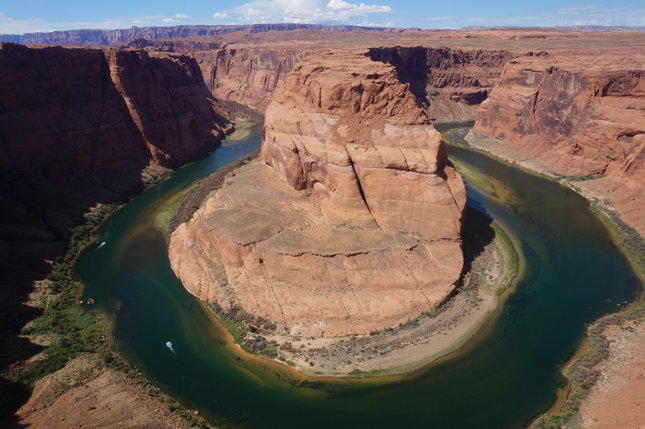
[368,46,513,121]
[124,44,512,117]
[0,42,231,403]
[170,51,466,337]
[193,48,300,111]
[474,56,645,235]
[120,39,301,111]
[0,43,231,231]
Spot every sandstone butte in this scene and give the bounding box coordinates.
[169,51,467,337]
[0,41,232,419]
[129,29,644,243]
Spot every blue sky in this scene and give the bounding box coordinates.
[0,0,644,34]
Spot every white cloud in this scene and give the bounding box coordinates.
[227,0,392,24]
[213,12,230,20]
[162,18,175,23]
[175,14,189,19]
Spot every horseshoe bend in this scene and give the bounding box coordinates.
[1,21,644,429]
[169,52,467,339]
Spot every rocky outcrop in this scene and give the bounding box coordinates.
[0,42,231,407]
[13,355,188,428]
[193,48,300,111]
[0,24,389,46]
[170,52,466,337]
[474,55,645,235]
[368,47,513,121]
[261,54,466,237]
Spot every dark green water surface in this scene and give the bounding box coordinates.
[76,129,640,429]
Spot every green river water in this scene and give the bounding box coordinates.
[76,127,640,429]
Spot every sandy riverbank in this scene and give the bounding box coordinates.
[443,127,645,429]
[579,318,645,429]
[267,214,518,376]
[163,127,521,377]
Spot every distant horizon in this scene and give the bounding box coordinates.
[1,22,645,36]
[1,1,644,35]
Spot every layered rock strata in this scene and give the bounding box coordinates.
[170,52,466,337]
[0,42,230,241]
[368,47,513,121]
[193,48,300,111]
[474,55,645,235]
[0,42,231,396]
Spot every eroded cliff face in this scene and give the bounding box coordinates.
[170,52,466,337]
[367,47,513,121]
[474,56,645,235]
[0,43,231,384]
[193,48,300,111]
[0,43,230,242]
[0,43,230,187]
[128,43,511,118]
[261,54,466,237]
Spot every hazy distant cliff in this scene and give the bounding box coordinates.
[0,24,388,46]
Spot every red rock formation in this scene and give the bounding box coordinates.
[0,42,231,398]
[193,48,300,111]
[367,47,512,121]
[127,43,510,118]
[261,53,466,237]
[474,55,645,235]
[0,43,230,188]
[170,52,466,337]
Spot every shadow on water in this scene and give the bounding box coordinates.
[460,206,496,281]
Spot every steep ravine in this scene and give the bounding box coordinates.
[124,43,516,119]
[0,42,231,419]
[2,30,644,427]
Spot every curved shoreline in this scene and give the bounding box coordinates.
[182,213,521,381]
[162,140,523,379]
[22,121,638,427]
[442,127,645,428]
[448,127,645,283]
